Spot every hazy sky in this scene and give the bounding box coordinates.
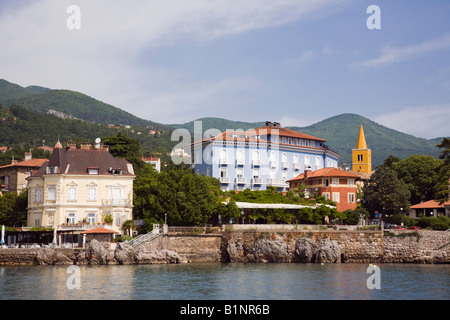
[1,0,449,139]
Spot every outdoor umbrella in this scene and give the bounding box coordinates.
[52,226,57,245]
[1,225,5,245]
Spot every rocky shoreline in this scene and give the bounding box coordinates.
[0,229,449,265]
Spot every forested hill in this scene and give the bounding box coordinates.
[0,79,164,128]
[0,79,445,168]
[288,113,442,167]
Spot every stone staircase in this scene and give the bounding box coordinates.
[129,224,162,247]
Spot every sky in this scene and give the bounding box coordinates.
[0,0,449,139]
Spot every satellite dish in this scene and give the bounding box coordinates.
[94,138,101,149]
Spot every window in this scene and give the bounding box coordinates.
[115,212,122,226]
[253,168,260,179]
[348,193,355,203]
[332,178,339,186]
[87,212,96,225]
[88,168,99,175]
[48,187,57,201]
[323,192,330,201]
[35,189,42,202]
[34,214,41,227]
[323,179,330,187]
[67,212,76,224]
[88,187,96,201]
[332,192,340,203]
[348,179,354,187]
[358,154,363,162]
[68,186,77,201]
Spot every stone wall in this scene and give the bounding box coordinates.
[139,234,223,262]
[383,230,449,263]
[0,229,448,265]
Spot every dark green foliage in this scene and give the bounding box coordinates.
[133,165,222,229]
[0,190,28,226]
[363,166,411,216]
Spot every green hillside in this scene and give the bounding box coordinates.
[170,114,443,168]
[0,79,36,102]
[169,117,265,133]
[0,79,166,128]
[0,79,445,168]
[291,113,442,167]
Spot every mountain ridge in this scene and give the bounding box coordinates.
[0,78,445,167]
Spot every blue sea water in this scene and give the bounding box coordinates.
[0,263,448,300]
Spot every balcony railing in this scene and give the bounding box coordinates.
[281,162,289,169]
[270,161,278,168]
[252,160,261,166]
[236,159,245,166]
[267,179,288,187]
[252,178,262,184]
[57,224,110,231]
[293,163,301,170]
[219,158,228,165]
[101,199,132,206]
[220,177,230,183]
[236,177,246,184]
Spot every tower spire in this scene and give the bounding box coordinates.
[356,124,367,149]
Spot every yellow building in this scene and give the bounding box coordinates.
[352,124,372,174]
[26,141,135,240]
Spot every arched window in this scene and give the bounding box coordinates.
[315,156,322,169]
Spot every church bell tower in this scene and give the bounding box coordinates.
[352,124,372,174]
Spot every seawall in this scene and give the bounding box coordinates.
[0,228,448,265]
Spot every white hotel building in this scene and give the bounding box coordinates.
[191,121,340,192]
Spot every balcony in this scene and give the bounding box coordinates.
[270,161,277,168]
[57,224,110,231]
[252,160,261,166]
[236,159,245,166]
[220,177,230,183]
[236,177,246,184]
[281,162,289,169]
[252,178,262,185]
[101,199,132,207]
[293,163,301,170]
[219,158,228,165]
[267,179,288,187]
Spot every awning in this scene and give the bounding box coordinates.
[226,201,334,209]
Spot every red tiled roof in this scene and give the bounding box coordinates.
[288,167,361,182]
[410,200,450,209]
[81,227,118,234]
[0,158,47,169]
[255,125,326,142]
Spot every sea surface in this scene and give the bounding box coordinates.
[0,263,448,300]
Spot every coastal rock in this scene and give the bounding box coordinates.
[77,239,116,265]
[134,246,185,264]
[34,248,73,265]
[226,239,245,262]
[252,239,291,263]
[114,241,135,264]
[294,237,317,263]
[314,238,341,263]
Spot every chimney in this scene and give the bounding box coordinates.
[304,165,312,179]
[25,150,32,161]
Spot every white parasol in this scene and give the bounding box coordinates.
[1,225,5,245]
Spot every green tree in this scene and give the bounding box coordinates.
[102,132,145,173]
[391,155,443,204]
[363,166,411,217]
[435,137,450,203]
[0,190,28,226]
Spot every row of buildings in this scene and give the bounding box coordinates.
[1,121,448,245]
